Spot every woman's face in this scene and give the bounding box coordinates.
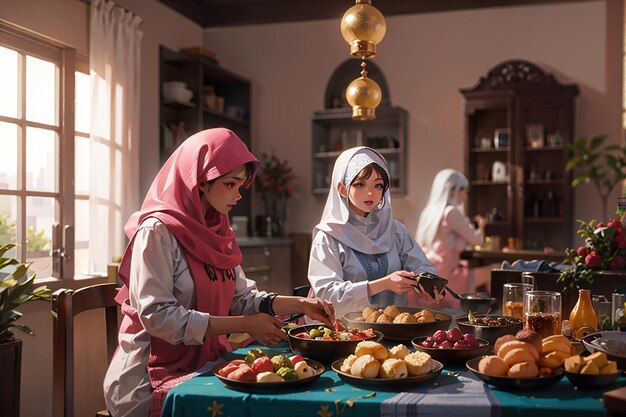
[200,164,248,214]
[340,170,385,217]
[456,187,468,204]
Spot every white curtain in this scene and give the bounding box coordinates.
[89,0,142,273]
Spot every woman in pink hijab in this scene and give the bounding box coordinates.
[103,128,334,417]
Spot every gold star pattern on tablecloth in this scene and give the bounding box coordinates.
[207,399,224,417]
[316,404,333,417]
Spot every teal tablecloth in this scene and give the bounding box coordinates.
[160,344,625,417]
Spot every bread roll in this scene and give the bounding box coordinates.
[478,355,509,376]
[542,334,571,347]
[376,313,393,323]
[350,354,380,378]
[515,329,542,357]
[498,340,539,361]
[502,348,537,367]
[389,344,410,360]
[362,306,377,319]
[404,352,432,376]
[383,305,401,319]
[365,310,382,322]
[507,361,539,378]
[393,312,417,324]
[494,335,516,355]
[541,340,571,355]
[355,341,388,360]
[379,358,408,379]
[414,310,435,323]
[340,354,358,373]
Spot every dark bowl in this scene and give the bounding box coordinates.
[411,336,490,364]
[342,307,453,341]
[563,369,623,389]
[459,293,498,314]
[582,331,626,370]
[455,314,523,347]
[287,324,383,363]
[466,356,564,390]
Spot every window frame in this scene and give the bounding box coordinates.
[0,22,90,280]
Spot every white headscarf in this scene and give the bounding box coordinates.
[314,147,394,254]
[415,168,469,248]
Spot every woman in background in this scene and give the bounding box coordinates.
[308,147,441,319]
[416,169,486,306]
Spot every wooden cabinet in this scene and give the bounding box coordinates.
[312,59,408,195]
[460,60,579,251]
[240,240,292,294]
[159,46,252,224]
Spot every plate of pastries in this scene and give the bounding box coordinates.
[466,330,569,389]
[562,351,622,389]
[331,340,443,388]
[212,348,324,391]
[342,304,453,341]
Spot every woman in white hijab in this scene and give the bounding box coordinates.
[308,147,440,319]
[416,169,486,306]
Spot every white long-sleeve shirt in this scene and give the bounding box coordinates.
[103,218,265,417]
[308,220,437,319]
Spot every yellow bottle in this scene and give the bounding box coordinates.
[569,289,598,334]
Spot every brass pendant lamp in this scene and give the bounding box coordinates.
[340,0,386,120]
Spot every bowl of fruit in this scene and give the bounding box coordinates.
[456,314,522,346]
[412,328,490,364]
[288,323,383,363]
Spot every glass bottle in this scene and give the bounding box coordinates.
[569,289,598,332]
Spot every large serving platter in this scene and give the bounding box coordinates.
[342,307,452,341]
[212,358,324,392]
[331,358,443,388]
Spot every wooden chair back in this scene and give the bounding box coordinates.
[52,282,119,417]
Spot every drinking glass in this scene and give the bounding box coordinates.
[524,290,562,338]
[502,282,533,319]
[521,272,535,290]
[612,293,626,325]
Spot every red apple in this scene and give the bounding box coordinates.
[432,330,447,343]
[453,340,468,349]
[251,356,274,374]
[463,334,479,348]
[227,364,256,381]
[439,340,453,349]
[446,328,463,343]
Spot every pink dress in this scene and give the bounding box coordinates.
[424,206,484,308]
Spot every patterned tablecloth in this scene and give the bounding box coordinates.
[161,344,625,417]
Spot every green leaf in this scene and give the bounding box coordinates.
[12,323,34,337]
[590,135,607,149]
[0,258,18,270]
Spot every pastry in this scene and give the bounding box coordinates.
[404,351,432,376]
[580,362,600,375]
[502,347,537,367]
[379,358,408,379]
[413,309,435,323]
[355,341,388,360]
[541,340,571,355]
[515,329,542,356]
[340,354,358,373]
[583,351,608,369]
[388,344,410,360]
[393,312,417,324]
[383,305,401,319]
[497,340,539,361]
[564,355,584,373]
[600,360,618,375]
[493,335,516,355]
[478,355,509,376]
[350,354,380,378]
[376,313,393,323]
[365,310,382,322]
[542,334,571,347]
[362,306,377,319]
[507,361,539,378]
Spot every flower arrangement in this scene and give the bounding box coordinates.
[255,153,295,198]
[558,218,626,292]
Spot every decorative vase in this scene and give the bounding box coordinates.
[262,193,287,237]
[0,339,22,417]
[569,289,598,333]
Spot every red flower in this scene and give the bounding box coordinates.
[576,246,588,257]
[614,255,626,269]
[584,251,602,269]
[608,218,623,230]
[596,222,606,228]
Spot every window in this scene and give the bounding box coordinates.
[0,24,91,279]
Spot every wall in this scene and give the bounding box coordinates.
[0,1,203,416]
[204,0,623,238]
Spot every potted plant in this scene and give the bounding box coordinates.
[566,135,626,220]
[1,243,51,417]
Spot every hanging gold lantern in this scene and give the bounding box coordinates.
[346,61,382,120]
[341,0,386,59]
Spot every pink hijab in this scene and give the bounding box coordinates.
[115,128,259,395]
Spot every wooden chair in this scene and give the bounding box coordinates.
[52,282,119,417]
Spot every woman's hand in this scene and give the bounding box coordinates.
[473,214,487,230]
[296,298,335,326]
[414,284,445,304]
[383,270,418,294]
[244,313,288,345]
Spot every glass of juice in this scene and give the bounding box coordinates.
[502,282,533,319]
[524,290,562,338]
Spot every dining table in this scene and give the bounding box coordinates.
[160,342,626,417]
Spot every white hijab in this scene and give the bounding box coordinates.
[416,168,469,248]
[314,147,395,255]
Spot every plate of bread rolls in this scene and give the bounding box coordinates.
[343,305,453,341]
[466,331,571,389]
[331,340,443,388]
